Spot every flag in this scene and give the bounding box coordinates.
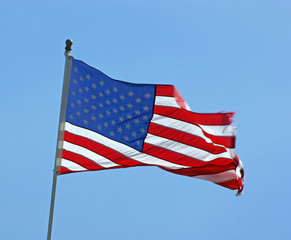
[57,58,244,194]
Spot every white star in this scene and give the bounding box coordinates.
[127,103,133,109]
[134,119,140,124]
[73,79,78,84]
[135,110,140,115]
[140,128,145,133]
[105,89,111,95]
[128,91,134,96]
[72,91,76,96]
[137,140,140,146]
[143,106,149,111]
[104,122,108,127]
[119,116,124,122]
[83,120,88,124]
[113,109,118,114]
[124,136,129,141]
[99,113,104,118]
[84,109,89,113]
[91,116,96,120]
[91,105,96,110]
[85,87,89,92]
[127,114,132,119]
[118,127,122,132]
[74,67,78,72]
[76,111,81,116]
[120,106,125,111]
[77,100,82,105]
[145,93,151,98]
[97,125,102,130]
[113,87,118,92]
[80,76,84,81]
[99,103,104,108]
[112,98,117,103]
[70,103,75,108]
[143,115,148,120]
[132,131,137,137]
[78,88,83,93]
[136,98,141,103]
[91,83,97,88]
[110,131,115,136]
[99,81,104,86]
[120,95,125,100]
[86,74,91,80]
[91,95,96,100]
[106,110,111,115]
[111,120,116,125]
[84,98,89,103]
[69,114,73,119]
[99,92,104,97]
[126,123,131,129]
[106,100,111,105]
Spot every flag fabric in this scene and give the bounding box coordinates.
[58,58,244,194]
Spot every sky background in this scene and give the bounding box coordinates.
[1,0,290,239]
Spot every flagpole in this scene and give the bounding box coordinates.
[47,39,73,240]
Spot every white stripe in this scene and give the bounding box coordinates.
[236,159,244,181]
[63,141,120,168]
[198,124,237,137]
[194,170,238,183]
[185,102,191,111]
[145,133,232,161]
[154,98,235,136]
[61,159,87,172]
[64,122,189,170]
[152,114,235,140]
[151,114,214,143]
[155,96,181,108]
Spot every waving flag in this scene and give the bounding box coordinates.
[57,58,244,194]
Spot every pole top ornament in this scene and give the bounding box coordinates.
[65,39,73,53]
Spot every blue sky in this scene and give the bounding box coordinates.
[1,1,290,239]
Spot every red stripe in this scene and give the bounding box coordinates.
[60,166,74,174]
[148,123,227,154]
[59,165,126,175]
[156,85,175,97]
[154,105,234,125]
[142,143,235,168]
[153,106,236,148]
[204,134,235,149]
[156,85,188,109]
[161,163,237,177]
[62,149,105,171]
[163,167,243,192]
[64,131,146,167]
[215,179,243,191]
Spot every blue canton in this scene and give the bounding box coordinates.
[66,59,155,151]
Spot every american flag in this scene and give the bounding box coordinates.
[58,58,244,194]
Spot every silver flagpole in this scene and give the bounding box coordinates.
[47,39,73,240]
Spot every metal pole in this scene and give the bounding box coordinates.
[47,170,58,240]
[47,39,73,240]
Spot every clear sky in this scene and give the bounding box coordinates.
[1,1,290,239]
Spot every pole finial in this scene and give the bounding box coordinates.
[65,39,73,54]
